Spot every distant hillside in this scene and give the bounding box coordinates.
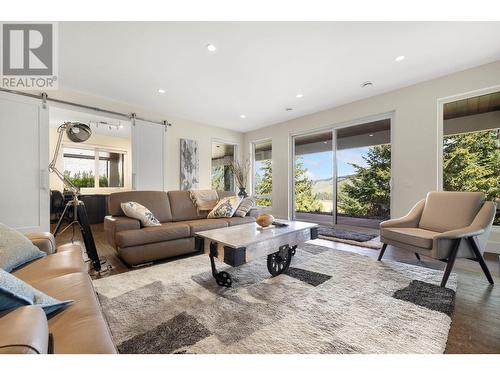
[311,175,353,199]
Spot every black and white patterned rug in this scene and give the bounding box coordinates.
[94,243,456,354]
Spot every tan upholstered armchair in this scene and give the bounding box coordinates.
[378,191,496,288]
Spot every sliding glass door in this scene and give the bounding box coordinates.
[336,120,391,228]
[293,131,334,225]
[292,118,391,229]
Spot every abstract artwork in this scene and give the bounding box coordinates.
[180,138,199,190]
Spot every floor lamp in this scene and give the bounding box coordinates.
[49,122,101,272]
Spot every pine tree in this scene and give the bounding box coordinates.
[443,130,500,224]
[294,158,323,212]
[338,144,391,218]
[255,159,272,206]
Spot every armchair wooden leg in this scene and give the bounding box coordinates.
[378,243,388,261]
[441,238,461,288]
[467,237,494,285]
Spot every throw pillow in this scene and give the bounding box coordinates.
[120,202,161,227]
[0,269,72,315]
[207,196,242,218]
[234,197,256,217]
[0,223,46,272]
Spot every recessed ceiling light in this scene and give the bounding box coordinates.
[360,81,373,88]
[323,141,328,144]
[158,89,166,94]
[394,55,405,62]
[285,108,293,111]
[369,134,374,137]
[206,44,217,52]
[240,114,246,119]
[296,94,304,98]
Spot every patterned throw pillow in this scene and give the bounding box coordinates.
[207,196,242,218]
[120,202,161,227]
[0,269,72,315]
[0,223,46,272]
[234,197,256,217]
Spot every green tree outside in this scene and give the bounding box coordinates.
[443,130,500,225]
[337,144,391,218]
[255,159,272,206]
[294,157,323,212]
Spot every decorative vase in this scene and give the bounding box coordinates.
[256,214,274,227]
[238,187,248,198]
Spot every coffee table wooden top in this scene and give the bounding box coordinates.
[195,220,318,249]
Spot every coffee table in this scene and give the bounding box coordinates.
[195,220,318,287]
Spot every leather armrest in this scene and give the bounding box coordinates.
[380,199,425,229]
[0,306,49,354]
[104,216,141,248]
[25,232,56,255]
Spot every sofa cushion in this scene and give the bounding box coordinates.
[207,196,242,218]
[168,190,207,221]
[234,197,256,217]
[221,216,256,226]
[12,247,85,284]
[115,222,191,248]
[418,191,484,233]
[381,227,438,249]
[0,269,72,315]
[31,272,116,354]
[179,219,228,236]
[0,223,46,272]
[108,191,172,222]
[121,201,161,227]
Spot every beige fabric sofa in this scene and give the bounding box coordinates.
[0,233,116,354]
[379,191,496,287]
[104,190,256,266]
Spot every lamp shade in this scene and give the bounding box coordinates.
[66,122,92,143]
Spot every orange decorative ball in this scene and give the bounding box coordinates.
[256,214,274,227]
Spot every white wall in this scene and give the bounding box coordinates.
[42,88,244,192]
[243,61,500,247]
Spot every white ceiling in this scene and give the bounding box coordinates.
[59,22,500,132]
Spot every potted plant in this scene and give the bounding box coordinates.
[230,158,250,198]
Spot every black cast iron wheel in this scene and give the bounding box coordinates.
[215,271,232,287]
[267,247,292,276]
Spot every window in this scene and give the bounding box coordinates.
[442,92,500,225]
[253,140,272,207]
[63,146,125,189]
[211,142,235,191]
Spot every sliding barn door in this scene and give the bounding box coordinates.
[0,91,49,232]
[131,119,166,190]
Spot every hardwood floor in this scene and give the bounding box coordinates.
[53,223,500,354]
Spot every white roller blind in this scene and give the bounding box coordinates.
[0,91,49,232]
[131,119,166,190]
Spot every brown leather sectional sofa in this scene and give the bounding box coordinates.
[0,233,116,354]
[104,190,256,266]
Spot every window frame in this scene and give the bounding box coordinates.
[437,85,500,229]
[62,142,128,191]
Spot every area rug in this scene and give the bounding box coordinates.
[317,226,383,249]
[93,243,456,354]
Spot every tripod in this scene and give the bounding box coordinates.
[53,194,102,272]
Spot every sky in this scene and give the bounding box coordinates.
[254,146,371,182]
[299,147,370,180]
